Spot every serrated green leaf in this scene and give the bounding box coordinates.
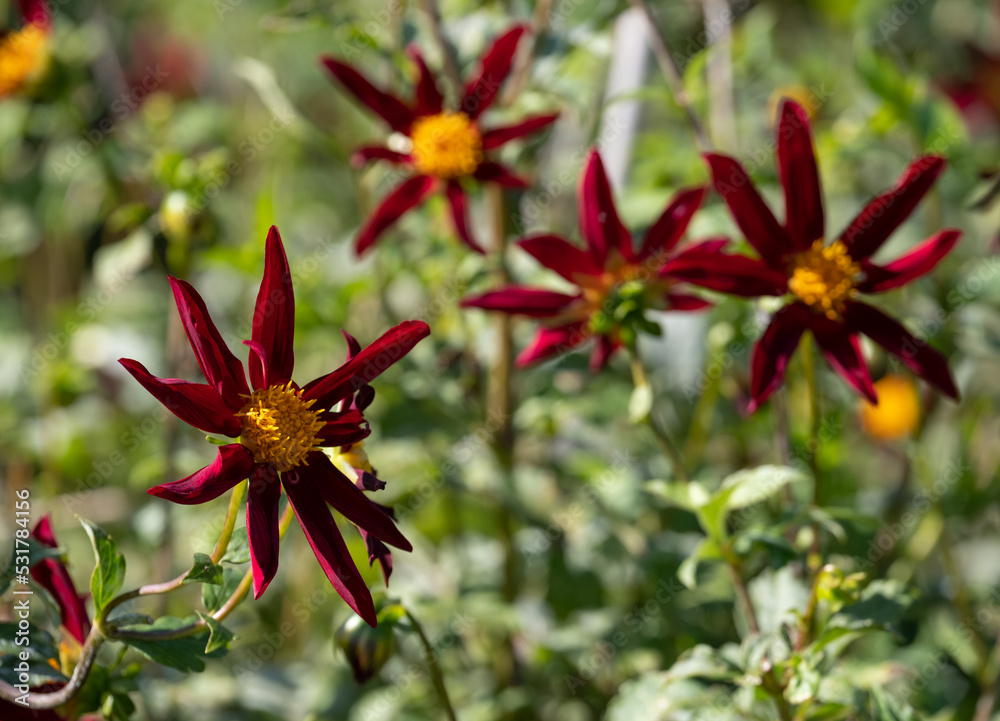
[196,612,237,654]
[78,518,126,614]
[202,567,244,613]
[183,553,223,586]
[118,616,215,672]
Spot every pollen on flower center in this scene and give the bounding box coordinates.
[237,382,325,472]
[788,240,860,319]
[410,112,483,179]
[0,24,47,98]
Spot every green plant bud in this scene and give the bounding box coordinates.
[335,613,398,684]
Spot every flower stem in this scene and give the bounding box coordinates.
[0,625,104,709]
[406,608,459,721]
[629,349,690,483]
[627,0,710,150]
[801,338,822,505]
[724,551,760,635]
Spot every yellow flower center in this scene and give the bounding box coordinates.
[0,24,47,98]
[238,382,325,472]
[410,112,482,179]
[787,240,860,320]
[860,375,920,442]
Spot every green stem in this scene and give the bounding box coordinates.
[801,339,822,505]
[406,609,459,721]
[629,349,690,483]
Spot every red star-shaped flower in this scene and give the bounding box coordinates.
[668,99,961,411]
[322,24,559,255]
[462,149,718,370]
[118,227,430,626]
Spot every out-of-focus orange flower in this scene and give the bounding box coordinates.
[860,375,921,441]
[0,22,47,98]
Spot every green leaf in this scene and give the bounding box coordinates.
[828,580,914,635]
[118,616,216,672]
[222,527,250,565]
[196,612,237,654]
[868,686,918,721]
[678,537,723,590]
[202,567,244,613]
[183,553,223,586]
[719,465,805,513]
[0,537,65,596]
[78,518,126,615]
[664,644,742,682]
[643,479,695,511]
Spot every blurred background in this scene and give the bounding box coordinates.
[2,0,1000,718]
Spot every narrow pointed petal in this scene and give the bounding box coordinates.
[661,251,789,297]
[461,287,579,317]
[843,301,959,399]
[308,453,412,550]
[169,277,249,409]
[30,518,91,644]
[320,57,416,134]
[580,151,631,264]
[242,340,270,390]
[284,468,377,627]
[459,25,527,119]
[516,234,603,282]
[639,187,707,259]
[664,292,713,311]
[446,181,486,253]
[350,146,412,168]
[704,153,793,266]
[589,335,619,372]
[407,47,444,116]
[342,330,362,359]
[119,359,242,436]
[857,229,962,293]
[748,303,812,412]
[360,530,393,585]
[356,175,437,256]
[302,321,431,409]
[481,112,560,150]
[147,444,255,505]
[516,323,587,366]
[840,156,946,260]
[810,317,876,402]
[473,161,529,188]
[317,409,371,447]
[250,227,295,389]
[247,465,282,599]
[777,100,824,249]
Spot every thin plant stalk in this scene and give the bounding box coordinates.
[406,609,460,721]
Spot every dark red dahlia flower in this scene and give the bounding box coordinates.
[669,99,961,411]
[462,149,718,370]
[118,227,429,626]
[30,516,91,646]
[322,24,559,255]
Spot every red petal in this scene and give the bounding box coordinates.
[284,468,377,627]
[857,229,961,293]
[320,57,416,134]
[359,528,393,585]
[704,153,792,266]
[169,277,249,409]
[579,150,632,264]
[839,156,946,260]
[147,444,255,505]
[118,358,242,436]
[355,175,437,255]
[662,251,789,297]
[777,99,824,250]
[748,303,812,412]
[407,47,444,116]
[664,292,713,311]
[18,0,49,28]
[446,181,486,253]
[639,187,706,259]
[309,453,411,550]
[459,25,527,119]
[843,301,959,399]
[473,161,529,188]
[481,112,560,150]
[810,316,876,402]
[302,321,431,409]
[461,287,580,317]
[589,335,619,372]
[30,518,91,644]
[247,465,282,599]
[516,323,587,366]
[350,146,411,168]
[516,234,603,283]
[317,409,371,447]
[250,227,295,389]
